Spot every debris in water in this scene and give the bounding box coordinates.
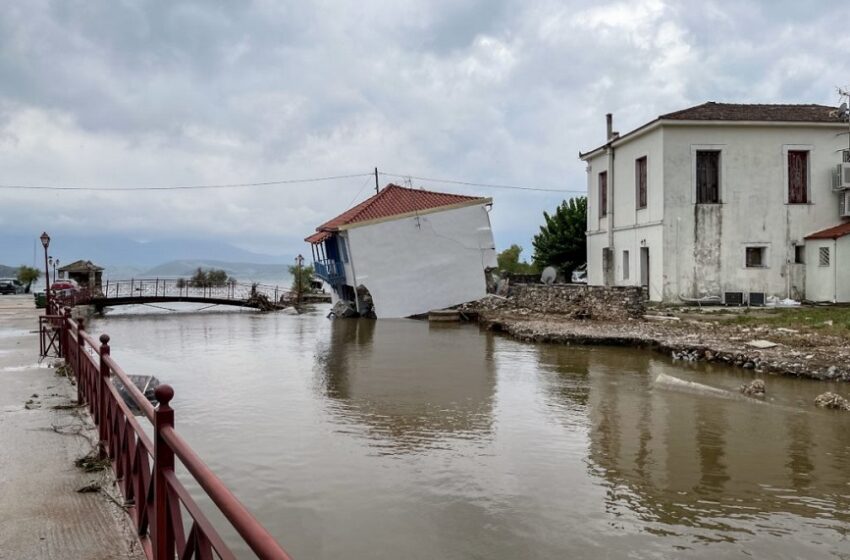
[746,340,777,349]
[740,379,766,398]
[814,392,850,411]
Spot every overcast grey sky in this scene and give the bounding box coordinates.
[1,0,849,258]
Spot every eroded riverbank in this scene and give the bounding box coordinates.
[465,297,850,382]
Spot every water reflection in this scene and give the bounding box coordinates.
[89,309,850,559]
[316,319,496,452]
[545,349,850,548]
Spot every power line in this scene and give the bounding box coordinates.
[0,172,373,191]
[377,171,585,194]
[0,169,586,195]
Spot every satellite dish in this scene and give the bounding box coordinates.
[540,266,557,285]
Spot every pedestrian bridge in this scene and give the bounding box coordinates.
[57,278,292,311]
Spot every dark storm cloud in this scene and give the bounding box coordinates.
[1,0,849,256]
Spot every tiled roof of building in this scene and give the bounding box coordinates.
[804,221,850,240]
[305,184,488,243]
[580,102,846,159]
[58,259,104,272]
[660,102,845,123]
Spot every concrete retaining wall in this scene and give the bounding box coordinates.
[507,284,646,320]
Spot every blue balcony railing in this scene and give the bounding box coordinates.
[314,259,345,285]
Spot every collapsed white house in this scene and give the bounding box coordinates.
[305,184,497,318]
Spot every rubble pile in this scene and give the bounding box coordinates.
[814,392,850,411]
[508,284,645,320]
[739,379,766,398]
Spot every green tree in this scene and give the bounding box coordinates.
[288,264,315,295]
[16,265,41,293]
[532,196,587,276]
[188,268,232,287]
[206,269,230,287]
[496,245,536,274]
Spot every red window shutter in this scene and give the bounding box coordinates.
[599,172,608,217]
[636,157,647,208]
[788,151,808,204]
[696,151,720,203]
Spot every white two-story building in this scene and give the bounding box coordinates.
[580,102,850,303]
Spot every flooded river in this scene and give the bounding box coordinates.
[90,305,850,559]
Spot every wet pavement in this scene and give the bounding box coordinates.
[0,296,143,560]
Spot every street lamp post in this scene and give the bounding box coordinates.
[295,254,304,306]
[39,232,50,312]
[53,259,59,283]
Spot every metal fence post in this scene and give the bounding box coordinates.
[153,384,175,560]
[76,317,85,405]
[98,334,111,456]
[61,307,71,357]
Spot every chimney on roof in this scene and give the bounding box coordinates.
[606,113,619,142]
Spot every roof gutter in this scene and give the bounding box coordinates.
[579,119,847,161]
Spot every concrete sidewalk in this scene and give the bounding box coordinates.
[0,296,143,560]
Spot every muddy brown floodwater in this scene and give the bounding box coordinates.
[90,304,850,560]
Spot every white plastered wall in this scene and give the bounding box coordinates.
[344,203,497,318]
[584,128,665,299]
[662,124,846,301]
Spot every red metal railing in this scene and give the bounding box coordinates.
[46,303,294,560]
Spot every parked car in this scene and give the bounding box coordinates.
[571,264,588,284]
[0,278,25,294]
[50,280,80,298]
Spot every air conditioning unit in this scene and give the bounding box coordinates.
[748,292,765,306]
[833,163,850,190]
[724,292,744,306]
[841,190,850,218]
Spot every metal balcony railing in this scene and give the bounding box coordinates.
[314,259,345,285]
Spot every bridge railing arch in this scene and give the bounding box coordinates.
[56,278,292,309]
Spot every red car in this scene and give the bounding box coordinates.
[50,280,80,298]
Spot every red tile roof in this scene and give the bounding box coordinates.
[660,102,844,123]
[580,102,846,159]
[805,221,850,240]
[305,184,489,243]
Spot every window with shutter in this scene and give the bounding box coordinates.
[599,172,608,217]
[696,151,720,203]
[787,150,808,204]
[636,157,647,209]
[819,247,830,267]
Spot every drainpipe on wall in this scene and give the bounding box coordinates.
[834,239,838,303]
[606,113,618,282]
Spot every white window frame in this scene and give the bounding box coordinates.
[819,246,831,267]
[691,144,726,204]
[782,145,814,205]
[743,244,769,269]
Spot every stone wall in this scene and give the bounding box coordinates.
[507,284,646,320]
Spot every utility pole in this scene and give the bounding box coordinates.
[374,167,380,194]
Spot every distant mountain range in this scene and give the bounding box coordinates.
[0,233,290,268]
[0,264,18,278]
[0,233,297,284]
[139,260,292,283]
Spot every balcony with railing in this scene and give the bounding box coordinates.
[314,259,346,285]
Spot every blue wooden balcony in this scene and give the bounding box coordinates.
[314,259,345,285]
